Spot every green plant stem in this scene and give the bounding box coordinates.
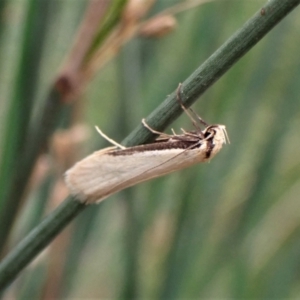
[0,0,8,38]
[0,0,126,256]
[0,0,299,291]
[0,197,85,293]
[0,0,53,255]
[0,88,65,256]
[123,0,300,147]
[86,0,128,61]
[117,41,142,300]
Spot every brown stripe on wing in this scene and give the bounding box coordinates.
[109,139,203,156]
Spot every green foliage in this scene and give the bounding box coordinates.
[1,0,300,298]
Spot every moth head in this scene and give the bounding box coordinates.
[204,125,230,145]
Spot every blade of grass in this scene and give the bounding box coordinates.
[235,67,300,239]
[0,0,116,256]
[0,196,85,295]
[159,171,200,299]
[199,21,292,275]
[0,0,299,291]
[0,0,8,37]
[58,204,100,297]
[122,0,300,146]
[117,44,143,299]
[85,0,128,61]
[0,87,64,256]
[59,39,143,298]
[0,0,53,255]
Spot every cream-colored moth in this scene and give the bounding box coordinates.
[65,84,229,204]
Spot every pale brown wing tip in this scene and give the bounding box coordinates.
[64,148,118,205]
[64,169,107,205]
[64,169,90,204]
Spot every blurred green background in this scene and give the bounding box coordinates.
[1,0,300,299]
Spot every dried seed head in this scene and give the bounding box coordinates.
[140,15,177,38]
[123,0,156,24]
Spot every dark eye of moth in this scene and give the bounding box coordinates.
[204,130,215,139]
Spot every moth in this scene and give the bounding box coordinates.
[65,84,229,204]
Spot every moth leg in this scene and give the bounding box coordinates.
[180,128,189,135]
[171,130,200,142]
[189,107,209,127]
[178,129,202,141]
[141,119,172,138]
[176,83,209,129]
[176,83,201,130]
[95,126,126,149]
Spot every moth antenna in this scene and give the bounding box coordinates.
[142,119,172,138]
[95,126,126,149]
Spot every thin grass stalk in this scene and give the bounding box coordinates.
[122,0,300,146]
[159,172,199,299]
[58,0,113,93]
[19,174,55,238]
[0,88,64,257]
[17,264,46,300]
[59,37,142,298]
[188,28,291,293]
[42,221,73,299]
[0,0,8,38]
[58,206,100,297]
[0,0,299,292]
[0,0,117,256]
[119,189,140,299]
[86,0,128,61]
[196,64,300,298]
[235,67,300,239]
[117,41,142,299]
[14,176,55,298]
[0,0,53,255]
[0,197,85,294]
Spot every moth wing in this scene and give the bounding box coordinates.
[65,146,207,204]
